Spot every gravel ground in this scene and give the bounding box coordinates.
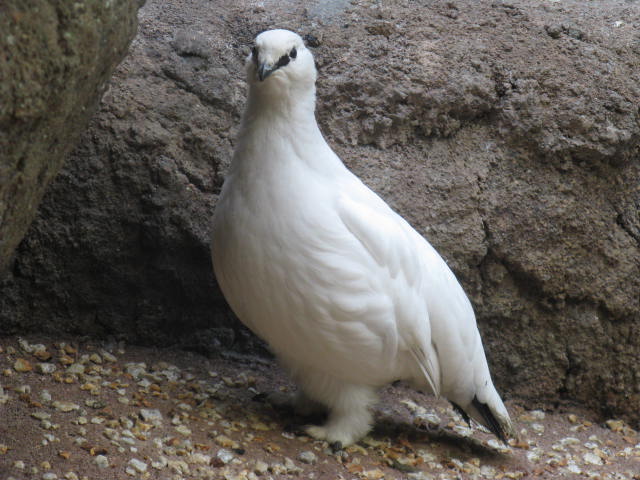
[0,336,638,480]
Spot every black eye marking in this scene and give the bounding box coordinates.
[251,46,259,63]
[290,47,297,59]
[276,53,290,68]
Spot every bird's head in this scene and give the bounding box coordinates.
[246,29,316,91]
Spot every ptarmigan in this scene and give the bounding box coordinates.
[211,29,514,447]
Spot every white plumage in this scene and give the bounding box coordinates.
[211,29,514,447]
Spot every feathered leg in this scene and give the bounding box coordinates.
[295,370,377,447]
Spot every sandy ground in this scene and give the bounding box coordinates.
[0,336,638,480]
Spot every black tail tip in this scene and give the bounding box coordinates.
[472,395,508,443]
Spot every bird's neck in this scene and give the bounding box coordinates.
[244,83,318,130]
[231,83,345,179]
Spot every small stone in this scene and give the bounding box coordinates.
[189,453,211,464]
[124,363,147,381]
[101,351,117,363]
[14,358,33,372]
[15,384,31,394]
[14,460,25,469]
[175,425,191,436]
[214,435,238,448]
[36,363,57,374]
[64,472,79,480]
[128,458,147,473]
[298,451,317,464]
[66,364,85,375]
[283,457,302,474]
[530,410,545,420]
[363,469,385,479]
[94,455,109,468]
[52,401,80,412]
[216,449,234,465]
[59,355,74,366]
[89,354,102,364]
[34,349,52,361]
[139,408,163,425]
[583,452,603,465]
[568,414,578,423]
[39,390,52,403]
[151,456,168,469]
[605,419,624,432]
[85,399,106,409]
[254,460,269,475]
[42,473,57,480]
[31,411,52,421]
[531,423,544,434]
[566,462,581,474]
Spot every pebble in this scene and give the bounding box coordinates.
[94,455,109,468]
[583,452,603,465]
[216,449,235,464]
[215,434,239,448]
[606,419,624,432]
[14,460,25,469]
[140,408,163,425]
[31,411,52,421]
[101,351,117,363]
[89,353,102,364]
[175,425,192,436]
[66,364,85,375]
[283,457,302,474]
[531,423,545,434]
[15,384,31,394]
[42,473,57,480]
[298,450,317,464]
[52,401,80,412]
[189,453,211,464]
[39,390,52,403]
[254,460,269,475]
[13,358,33,372]
[124,363,147,380]
[128,458,148,473]
[151,456,168,469]
[36,363,57,374]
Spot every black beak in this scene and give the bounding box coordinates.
[258,62,276,82]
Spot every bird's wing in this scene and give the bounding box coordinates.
[335,177,443,395]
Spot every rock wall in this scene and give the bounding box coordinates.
[0,0,142,271]
[1,0,639,424]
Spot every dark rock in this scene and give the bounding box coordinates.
[0,0,142,272]
[1,0,639,427]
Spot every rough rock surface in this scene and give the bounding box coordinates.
[0,0,142,271]
[1,0,639,427]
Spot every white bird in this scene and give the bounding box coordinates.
[211,29,514,447]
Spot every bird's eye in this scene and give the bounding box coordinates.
[276,53,290,68]
[290,47,297,59]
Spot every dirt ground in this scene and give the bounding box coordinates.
[1,336,638,479]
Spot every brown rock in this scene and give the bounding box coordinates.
[0,0,142,271]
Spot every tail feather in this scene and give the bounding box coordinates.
[451,395,513,443]
[471,395,508,443]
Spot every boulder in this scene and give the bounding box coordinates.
[1,0,638,424]
[0,0,142,271]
